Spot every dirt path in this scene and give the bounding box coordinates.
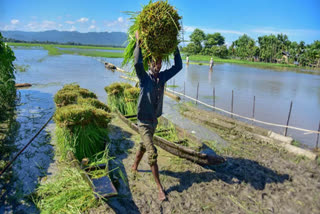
[102,115,320,214]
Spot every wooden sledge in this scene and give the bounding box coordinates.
[67,152,118,199]
[116,111,225,165]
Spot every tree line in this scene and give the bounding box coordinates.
[182,28,320,67]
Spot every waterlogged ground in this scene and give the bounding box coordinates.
[103,116,320,214]
[0,90,54,213]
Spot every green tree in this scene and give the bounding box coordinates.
[204,33,225,48]
[233,34,256,60]
[211,45,228,58]
[190,28,206,48]
[184,42,202,55]
[258,34,278,62]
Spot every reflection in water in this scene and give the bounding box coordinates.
[208,69,213,84]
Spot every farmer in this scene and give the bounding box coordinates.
[131,31,182,201]
[210,57,214,69]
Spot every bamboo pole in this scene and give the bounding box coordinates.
[284,101,293,136]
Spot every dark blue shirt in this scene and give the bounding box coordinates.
[134,44,182,122]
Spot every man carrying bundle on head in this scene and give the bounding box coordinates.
[131,30,182,201]
[123,0,183,201]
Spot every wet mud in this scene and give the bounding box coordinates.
[99,115,320,214]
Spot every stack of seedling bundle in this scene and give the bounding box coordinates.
[122,0,181,71]
[104,82,140,115]
[53,84,111,161]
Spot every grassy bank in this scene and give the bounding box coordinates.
[7,42,124,50]
[9,42,124,58]
[181,54,320,70]
[60,49,123,58]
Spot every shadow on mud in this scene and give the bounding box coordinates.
[106,124,140,214]
[161,156,289,194]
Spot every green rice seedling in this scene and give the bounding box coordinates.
[55,124,109,161]
[54,103,111,160]
[54,90,79,107]
[122,0,182,72]
[124,87,140,101]
[77,97,111,112]
[104,82,132,97]
[35,164,100,213]
[155,121,180,143]
[60,83,80,91]
[54,84,99,107]
[54,104,111,129]
[78,88,97,99]
[104,82,137,115]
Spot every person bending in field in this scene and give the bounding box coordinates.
[131,31,182,201]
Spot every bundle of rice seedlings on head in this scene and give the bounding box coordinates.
[124,87,140,102]
[122,0,182,71]
[77,97,111,113]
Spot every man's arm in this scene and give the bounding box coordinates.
[162,48,183,82]
[134,36,147,81]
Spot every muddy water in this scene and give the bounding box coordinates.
[0,90,54,213]
[166,62,320,148]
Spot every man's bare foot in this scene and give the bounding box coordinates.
[131,164,138,172]
[158,189,166,201]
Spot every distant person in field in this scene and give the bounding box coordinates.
[210,57,214,69]
[131,31,182,201]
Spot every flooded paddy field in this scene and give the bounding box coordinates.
[1,46,319,213]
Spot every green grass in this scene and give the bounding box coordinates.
[8,42,124,58]
[7,42,124,50]
[182,54,320,70]
[291,140,301,147]
[60,49,123,58]
[35,164,101,213]
[14,64,30,72]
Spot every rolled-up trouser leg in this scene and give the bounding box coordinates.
[138,120,158,166]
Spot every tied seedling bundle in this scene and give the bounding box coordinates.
[54,84,111,161]
[122,0,182,71]
[104,82,140,115]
